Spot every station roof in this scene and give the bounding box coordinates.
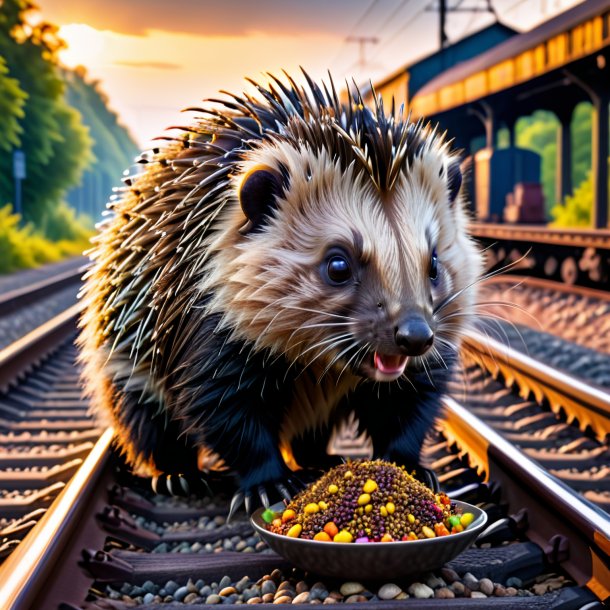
[412,0,610,116]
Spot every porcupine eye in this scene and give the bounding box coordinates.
[323,250,352,286]
[429,248,439,284]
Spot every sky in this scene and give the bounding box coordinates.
[35,0,585,149]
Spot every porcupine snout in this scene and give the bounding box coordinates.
[394,314,434,356]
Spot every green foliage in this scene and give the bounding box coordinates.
[514,104,594,216]
[62,68,139,220]
[570,102,592,189]
[40,200,93,242]
[550,171,592,228]
[0,0,93,225]
[0,204,91,273]
[0,55,26,151]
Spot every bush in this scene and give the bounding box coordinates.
[550,172,592,227]
[40,200,93,241]
[0,204,92,273]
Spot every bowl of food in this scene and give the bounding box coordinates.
[251,460,487,579]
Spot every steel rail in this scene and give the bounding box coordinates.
[0,302,83,393]
[0,428,113,609]
[470,223,610,250]
[482,273,610,303]
[0,266,84,316]
[463,329,610,442]
[442,396,610,600]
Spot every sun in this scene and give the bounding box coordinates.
[58,24,106,69]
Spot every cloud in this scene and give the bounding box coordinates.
[114,60,181,70]
[37,0,372,37]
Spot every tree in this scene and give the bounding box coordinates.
[0,55,26,151]
[0,0,93,226]
[62,67,138,219]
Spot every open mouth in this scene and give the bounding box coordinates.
[371,351,409,380]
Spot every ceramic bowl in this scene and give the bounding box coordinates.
[251,500,487,580]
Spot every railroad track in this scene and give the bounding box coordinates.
[0,301,100,569]
[0,258,85,352]
[480,275,610,357]
[0,270,608,608]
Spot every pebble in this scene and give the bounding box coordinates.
[340,582,365,596]
[220,586,237,596]
[295,581,308,594]
[426,574,446,589]
[323,599,337,604]
[219,575,232,590]
[344,595,367,603]
[471,591,488,598]
[440,567,459,583]
[271,569,283,582]
[262,593,275,603]
[395,592,409,600]
[236,577,250,593]
[408,583,434,599]
[184,592,199,603]
[142,581,156,593]
[206,594,222,604]
[262,580,277,595]
[247,597,262,604]
[378,583,402,600]
[451,581,465,596]
[310,583,329,601]
[274,595,293,604]
[463,572,479,591]
[292,592,310,604]
[479,578,494,595]
[506,576,522,588]
[506,587,518,596]
[143,593,155,604]
[174,586,189,602]
[435,587,455,599]
[494,585,507,597]
[165,580,179,595]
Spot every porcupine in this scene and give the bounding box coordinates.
[78,71,483,515]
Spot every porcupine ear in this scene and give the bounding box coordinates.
[238,165,285,234]
[446,159,462,206]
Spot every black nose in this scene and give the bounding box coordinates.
[395,316,434,356]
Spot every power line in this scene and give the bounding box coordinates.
[329,0,380,69]
[346,36,380,73]
[367,5,428,64]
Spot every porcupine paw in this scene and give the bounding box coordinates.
[227,474,304,521]
[151,472,212,497]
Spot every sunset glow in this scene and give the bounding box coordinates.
[41,0,584,148]
[58,23,106,69]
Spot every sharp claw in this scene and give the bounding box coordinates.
[275,483,291,502]
[287,476,304,493]
[151,476,159,494]
[166,475,175,496]
[179,475,190,496]
[199,476,212,496]
[258,486,270,508]
[244,491,252,515]
[228,491,244,523]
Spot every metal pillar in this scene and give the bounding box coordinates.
[555,107,574,204]
[592,90,609,229]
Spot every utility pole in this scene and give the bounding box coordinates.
[440,0,448,49]
[428,0,497,50]
[346,36,379,73]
